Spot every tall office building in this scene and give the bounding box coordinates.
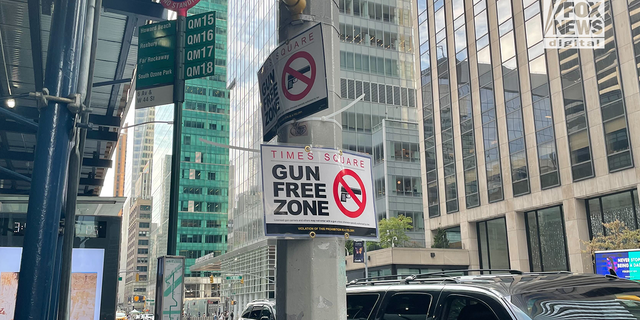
[124,162,152,311]
[114,129,128,199]
[338,0,424,247]
[145,0,231,304]
[191,0,424,312]
[119,107,155,308]
[416,0,640,273]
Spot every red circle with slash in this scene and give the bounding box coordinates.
[333,169,367,218]
[281,51,316,101]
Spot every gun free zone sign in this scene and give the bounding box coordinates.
[260,145,378,239]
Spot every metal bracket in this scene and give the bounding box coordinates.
[59,219,65,235]
[28,89,88,114]
[67,93,83,114]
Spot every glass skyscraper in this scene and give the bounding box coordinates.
[417,0,640,274]
[145,0,231,306]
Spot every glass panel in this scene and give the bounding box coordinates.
[487,218,510,269]
[588,198,604,236]
[537,207,569,271]
[500,32,516,61]
[526,212,542,271]
[601,192,636,229]
[475,12,489,39]
[604,117,630,154]
[525,15,543,47]
[478,222,489,269]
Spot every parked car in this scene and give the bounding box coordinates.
[115,312,127,320]
[346,270,640,319]
[239,299,276,320]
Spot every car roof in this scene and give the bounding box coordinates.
[346,272,640,297]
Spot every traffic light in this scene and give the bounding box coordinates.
[209,275,214,283]
[240,278,244,284]
[136,273,140,282]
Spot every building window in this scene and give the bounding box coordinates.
[138,248,148,255]
[180,234,202,243]
[138,222,149,229]
[434,226,462,249]
[208,172,216,180]
[180,219,201,228]
[525,206,569,272]
[497,0,530,197]
[454,0,480,208]
[477,217,510,271]
[137,266,148,272]
[184,135,191,145]
[434,3,458,214]
[559,48,594,181]
[179,250,202,259]
[524,0,561,189]
[392,176,422,197]
[207,202,222,212]
[476,1,504,203]
[595,0,633,172]
[182,187,202,194]
[140,205,151,211]
[394,211,424,232]
[138,240,148,246]
[587,190,640,237]
[418,6,439,218]
[206,220,222,228]
[630,0,640,88]
[137,258,148,264]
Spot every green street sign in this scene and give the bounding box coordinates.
[118,277,122,281]
[226,275,242,280]
[184,11,216,80]
[139,21,176,43]
[137,20,176,90]
[185,61,214,79]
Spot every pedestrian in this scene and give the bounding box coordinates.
[230,311,234,320]
[213,313,218,320]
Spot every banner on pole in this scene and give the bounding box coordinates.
[260,145,378,240]
[258,24,329,142]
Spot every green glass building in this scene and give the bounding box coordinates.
[147,0,230,303]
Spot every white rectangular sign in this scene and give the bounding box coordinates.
[136,84,174,109]
[261,145,378,239]
[258,23,329,142]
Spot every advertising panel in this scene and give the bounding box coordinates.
[0,247,105,320]
[595,249,640,280]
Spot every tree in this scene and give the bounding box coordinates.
[583,220,640,257]
[345,240,354,255]
[375,215,413,249]
[431,228,449,248]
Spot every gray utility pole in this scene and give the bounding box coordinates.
[275,0,346,319]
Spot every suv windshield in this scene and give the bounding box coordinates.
[510,282,640,319]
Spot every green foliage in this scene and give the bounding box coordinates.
[345,240,354,255]
[373,215,413,249]
[584,220,640,257]
[431,228,450,248]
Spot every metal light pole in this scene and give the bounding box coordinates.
[167,10,186,256]
[275,0,347,319]
[15,0,87,318]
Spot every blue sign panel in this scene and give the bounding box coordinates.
[595,249,640,280]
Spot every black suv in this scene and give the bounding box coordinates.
[346,270,640,320]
